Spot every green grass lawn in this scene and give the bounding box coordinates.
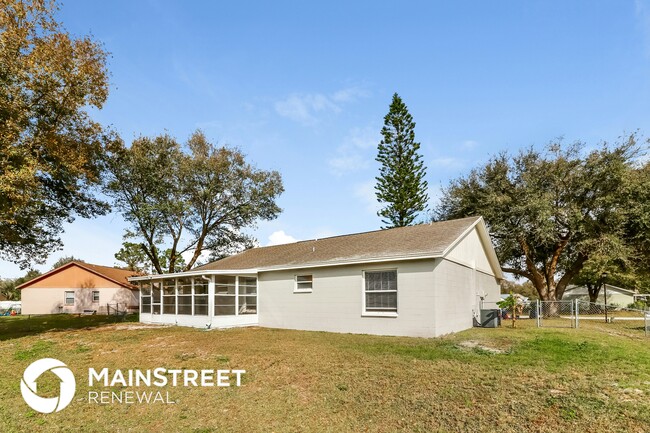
[1,315,649,433]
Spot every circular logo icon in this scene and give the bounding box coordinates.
[21,358,76,413]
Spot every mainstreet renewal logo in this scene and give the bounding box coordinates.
[21,358,245,412]
[21,358,76,413]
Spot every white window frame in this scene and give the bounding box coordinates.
[92,290,100,303]
[294,274,313,293]
[64,291,75,306]
[361,269,398,317]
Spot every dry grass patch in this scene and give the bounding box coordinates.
[0,317,649,432]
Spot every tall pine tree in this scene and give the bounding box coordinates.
[375,93,429,228]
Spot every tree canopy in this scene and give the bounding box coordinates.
[114,241,186,273]
[436,136,648,300]
[105,130,284,274]
[375,93,428,228]
[0,0,112,268]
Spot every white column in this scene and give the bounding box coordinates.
[235,276,240,316]
[207,275,215,319]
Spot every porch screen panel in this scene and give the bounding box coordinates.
[238,277,257,314]
[215,276,236,315]
[177,278,192,315]
[193,278,209,316]
[140,282,151,313]
[151,280,162,314]
[163,279,176,314]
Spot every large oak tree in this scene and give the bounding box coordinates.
[435,136,647,301]
[0,0,111,268]
[105,130,284,274]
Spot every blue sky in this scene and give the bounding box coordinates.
[2,0,650,277]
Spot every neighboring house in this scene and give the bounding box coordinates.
[18,261,141,314]
[131,216,503,338]
[562,284,638,307]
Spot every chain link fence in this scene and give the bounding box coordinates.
[536,300,575,328]
[534,299,649,336]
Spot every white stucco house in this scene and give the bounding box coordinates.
[562,284,639,308]
[132,216,503,338]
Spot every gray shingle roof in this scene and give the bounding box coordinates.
[194,216,482,271]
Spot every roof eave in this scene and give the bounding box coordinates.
[128,253,447,281]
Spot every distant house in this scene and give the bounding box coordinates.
[131,216,503,338]
[18,261,141,314]
[562,284,638,307]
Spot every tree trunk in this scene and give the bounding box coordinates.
[587,283,601,303]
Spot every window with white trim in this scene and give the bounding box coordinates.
[92,291,100,303]
[364,270,397,313]
[295,275,313,292]
[64,291,75,306]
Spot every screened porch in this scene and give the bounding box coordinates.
[137,274,258,328]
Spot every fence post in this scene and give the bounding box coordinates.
[536,300,541,328]
[575,299,579,329]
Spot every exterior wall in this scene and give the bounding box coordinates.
[431,259,500,336]
[434,225,501,335]
[444,227,493,275]
[140,312,258,328]
[21,287,138,315]
[26,266,120,289]
[258,259,437,338]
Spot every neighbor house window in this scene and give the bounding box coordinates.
[238,277,257,314]
[64,291,74,305]
[140,282,151,314]
[363,270,397,314]
[193,278,209,316]
[92,291,100,303]
[295,275,313,292]
[215,276,236,316]
[177,278,192,315]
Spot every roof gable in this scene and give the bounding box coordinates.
[17,261,141,290]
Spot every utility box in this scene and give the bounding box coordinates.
[479,309,500,328]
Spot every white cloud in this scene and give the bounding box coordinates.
[328,126,379,175]
[274,86,368,125]
[354,180,381,215]
[329,154,370,174]
[635,0,650,56]
[461,140,479,150]
[267,230,298,246]
[330,87,369,103]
